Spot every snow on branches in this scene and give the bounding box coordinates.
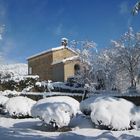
[132,1,140,15]
[110,27,140,90]
[70,40,97,94]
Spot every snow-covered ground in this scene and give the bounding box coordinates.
[0,116,140,140]
[0,95,139,139]
[0,80,140,139]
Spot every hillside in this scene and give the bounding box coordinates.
[0,63,28,79]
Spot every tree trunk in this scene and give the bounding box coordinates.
[82,89,88,100]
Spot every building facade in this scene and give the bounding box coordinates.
[27,43,81,82]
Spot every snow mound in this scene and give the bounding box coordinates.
[69,114,94,129]
[131,107,140,128]
[5,96,36,118]
[0,95,9,106]
[0,95,9,114]
[90,97,135,130]
[80,96,97,115]
[31,96,80,128]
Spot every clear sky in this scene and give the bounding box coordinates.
[0,0,139,63]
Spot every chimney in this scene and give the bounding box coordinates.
[61,38,68,47]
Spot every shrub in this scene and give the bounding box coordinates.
[31,96,80,128]
[90,97,135,130]
[5,96,36,118]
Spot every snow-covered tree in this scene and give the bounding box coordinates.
[0,24,5,64]
[70,40,97,95]
[94,27,140,92]
[0,24,5,40]
[94,48,118,90]
[132,1,140,15]
[111,27,140,89]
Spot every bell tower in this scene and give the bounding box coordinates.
[61,38,68,47]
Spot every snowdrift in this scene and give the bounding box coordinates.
[80,96,97,115]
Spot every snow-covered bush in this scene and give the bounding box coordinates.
[0,75,39,91]
[81,96,140,130]
[0,95,9,106]
[5,96,36,118]
[80,96,97,115]
[69,114,94,129]
[0,95,9,114]
[35,81,84,93]
[31,96,80,128]
[35,80,54,93]
[131,107,140,128]
[0,90,20,97]
[0,63,28,78]
[90,97,135,130]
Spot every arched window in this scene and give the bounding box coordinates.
[74,64,80,75]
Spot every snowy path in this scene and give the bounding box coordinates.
[0,116,140,140]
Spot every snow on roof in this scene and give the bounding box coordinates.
[27,46,77,60]
[52,55,79,65]
[61,37,68,42]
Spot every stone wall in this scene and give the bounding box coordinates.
[64,61,82,81]
[53,48,76,62]
[28,47,78,82]
[28,52,53,81]
[52,63,64,82]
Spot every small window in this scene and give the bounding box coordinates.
[29,67,32,75]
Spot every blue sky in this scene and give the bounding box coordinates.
[0,0,139,63]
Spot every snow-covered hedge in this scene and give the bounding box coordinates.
[0,95,9,106]
[80,96,97,115]
[80,96,140,130]
[0,95,9,114]
[131,106,140,128]
[31,96,80,128]
[0,75,39,91]
[90,97,135,130]
[0,90,20,97]
[35,81,84,93]
[5,96,36,118]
